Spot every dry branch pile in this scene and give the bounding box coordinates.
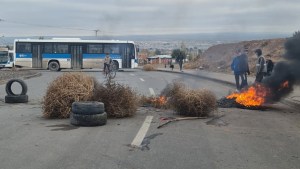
[93,79,139,118]
[42,73,94,118]
[143,64,156,71]
[161,82,217,117]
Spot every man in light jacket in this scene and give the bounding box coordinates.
[254,49,267,82]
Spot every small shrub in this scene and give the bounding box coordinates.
[42,73,94,118]
[161,82,217,117]
[143,64,156,71]
[93,79,139,118]
[183,63,196,69]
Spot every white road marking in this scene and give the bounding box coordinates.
[149,88,155,96]
[130,73,135,76]
[140,78,145,82]
[131,116,153,148]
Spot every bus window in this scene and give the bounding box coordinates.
[88,44,103,53]
[44,43,53,53]
[16,43,31,53]
[104,44,120,54]
[128,44,135,59]
[54,44,68,53]
[110,44,120,54]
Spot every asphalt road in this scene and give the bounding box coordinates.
[0,69,299,169]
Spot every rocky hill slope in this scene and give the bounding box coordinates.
[198,38,286,74]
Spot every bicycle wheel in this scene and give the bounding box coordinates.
[109,64,117,79]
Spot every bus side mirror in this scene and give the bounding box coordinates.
[136,47,139,53]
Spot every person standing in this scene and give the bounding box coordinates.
[239,48,250,89]
[176,53,184,72]
[254,49,267,82]
[231,49,242,92]
[103,53,112,74]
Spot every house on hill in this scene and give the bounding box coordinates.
[147,55,172,64]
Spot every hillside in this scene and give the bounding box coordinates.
[196,38,286,74]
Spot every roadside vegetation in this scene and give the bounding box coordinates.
[143,64,156,71]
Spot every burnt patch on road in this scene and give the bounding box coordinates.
[206,115,228,127]
[46,124,79,131]
[141,133,163,151]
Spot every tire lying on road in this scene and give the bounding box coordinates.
[70,112,107,126]
[72,101,105,115]
[5,79,28,96]
[5,95,28,103]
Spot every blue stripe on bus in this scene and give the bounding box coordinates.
[83,54,121,59]
[43,54,71,59]
[16,53,32,58]
[16,53,121,59]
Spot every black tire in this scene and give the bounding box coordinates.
[5,79,28,96]
[5,95,28,103]
[48,61,60,71]
[70,112,107,126]
[72,101,105,115]
[113,60,119,70]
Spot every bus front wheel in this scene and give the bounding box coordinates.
[49,61,60,71]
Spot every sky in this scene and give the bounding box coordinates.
[0,0,300,37]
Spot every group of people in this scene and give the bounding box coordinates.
[231,48,274,92]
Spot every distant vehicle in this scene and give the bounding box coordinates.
[14,38,138,71]
[0,48,14,68]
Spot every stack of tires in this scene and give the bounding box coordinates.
[70,101,107,126]
[5,79,28,103]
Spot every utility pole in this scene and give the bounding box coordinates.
[94,29,100,38]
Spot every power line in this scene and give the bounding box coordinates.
[0,18,101,34]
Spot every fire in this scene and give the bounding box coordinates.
[278,81,289,91]
[227,84,269,107]
[152,96,167,107]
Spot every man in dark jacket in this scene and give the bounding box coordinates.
[231,49,250,91]
[176,54,184,72]
[239,48,250,88]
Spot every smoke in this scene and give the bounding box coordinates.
[263,31,300,102]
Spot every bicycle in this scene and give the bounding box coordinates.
[104,62,117,79]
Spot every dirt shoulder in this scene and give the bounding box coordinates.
[0,68,41,85]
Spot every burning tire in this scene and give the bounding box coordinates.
[72,101,105,115]
[70,112,107,126]
[5,79,28,96]
[5,95,28,103]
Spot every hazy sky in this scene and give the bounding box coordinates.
[0,0,299,36]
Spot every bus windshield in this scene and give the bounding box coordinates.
[0,51,9,63]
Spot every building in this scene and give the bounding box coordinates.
[147,55,172,64]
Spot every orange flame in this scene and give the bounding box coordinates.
[152,96,167,107]
[278,81,289,91]
[227,84,269,107]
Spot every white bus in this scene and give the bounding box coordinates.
[0,47,14,68]
[14,38,138,71]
